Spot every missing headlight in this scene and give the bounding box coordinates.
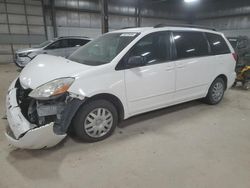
[27,94,69,126]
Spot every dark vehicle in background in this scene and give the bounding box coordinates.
[227,37,238,49]
[227,36,250,89]
[14,36,91,68]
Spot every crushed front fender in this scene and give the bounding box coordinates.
[5,78,82,149]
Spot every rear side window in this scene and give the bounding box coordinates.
[206,33,230,55]
[173,31,209,59]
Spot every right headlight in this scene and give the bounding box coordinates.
[29,77,75,100]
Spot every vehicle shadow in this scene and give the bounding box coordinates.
[6,99,211,180]
[119,100,202,128]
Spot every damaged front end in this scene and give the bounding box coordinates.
[5,78,84,149]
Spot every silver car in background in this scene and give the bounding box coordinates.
[14,36,91,68]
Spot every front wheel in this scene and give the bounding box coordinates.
[203,77,225,105]
[72,99,118,142]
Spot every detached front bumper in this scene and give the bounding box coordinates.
[5,123,66,149]
[5,79,66,149]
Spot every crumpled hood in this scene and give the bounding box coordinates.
[19,54,92,89]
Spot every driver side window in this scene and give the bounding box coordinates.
[126,31,171,67]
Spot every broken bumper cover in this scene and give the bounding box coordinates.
[5,123,66,149]
[5,80,66,149]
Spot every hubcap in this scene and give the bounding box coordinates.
[212,82,224,102]
[84,108,113,138]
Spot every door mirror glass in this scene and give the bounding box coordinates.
[127,56,145,67]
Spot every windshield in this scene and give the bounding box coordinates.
[34,40,53,48]
[68,32,139,66]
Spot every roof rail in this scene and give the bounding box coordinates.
[154,24,216,31]
[58,36,90,39]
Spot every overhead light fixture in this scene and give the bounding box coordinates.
[184,0,198,3]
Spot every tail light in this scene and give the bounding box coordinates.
[232,53,238,62]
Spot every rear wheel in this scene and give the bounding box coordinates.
[72,99,118,142]
[204,77,225,105]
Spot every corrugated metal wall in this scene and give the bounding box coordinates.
[0,0,46,63]
[44,0,103,38]
[193,2,250,37]
[0,0,187,63]
[195,16,250,38]
[43,0,187,39]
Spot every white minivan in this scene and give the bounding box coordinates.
[5,25,236,149]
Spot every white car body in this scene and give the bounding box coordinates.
[5,26,236,149]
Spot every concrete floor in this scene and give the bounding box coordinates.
[0,63,250,188]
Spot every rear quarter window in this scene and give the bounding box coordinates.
[206,33,230,55]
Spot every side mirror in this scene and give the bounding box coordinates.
[127,56,145,67]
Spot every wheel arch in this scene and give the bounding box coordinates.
[215,74,228,90]
[85,93,125,122]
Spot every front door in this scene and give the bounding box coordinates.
[123,31,176,115]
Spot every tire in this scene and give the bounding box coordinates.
[72,99,118,142]
[203,77,225,105]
